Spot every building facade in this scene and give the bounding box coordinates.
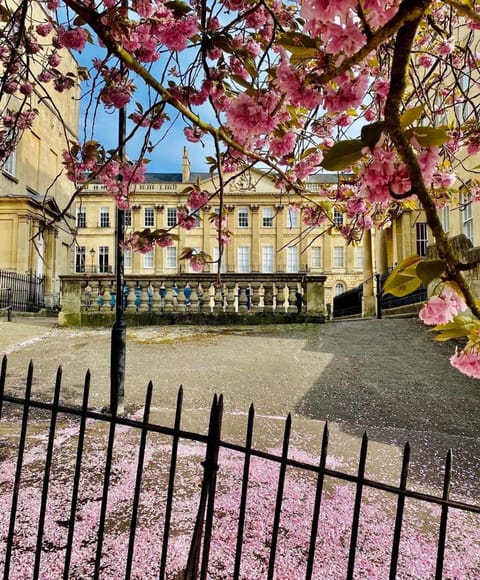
[73,149,366,309]
[0,1,80,308]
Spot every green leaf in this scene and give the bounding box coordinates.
[416,259,445,286]
[400,105,424,128]
[383,256,423,297]
[231,74,253,91]
[432,322,469,341]
[411,126,449,147]
[360,122,385,150]
[320,140,365,171]
[165,0,191,16]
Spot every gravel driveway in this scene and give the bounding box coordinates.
[1,316,479,498]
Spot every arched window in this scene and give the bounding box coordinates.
[334,282,345,296]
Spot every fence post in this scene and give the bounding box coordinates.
[185,394,223,579]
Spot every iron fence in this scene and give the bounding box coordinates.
[0,270,44,312]
[0,288,12,321]
[0,357,478,579]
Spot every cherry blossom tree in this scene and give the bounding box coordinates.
[2,0,480,375]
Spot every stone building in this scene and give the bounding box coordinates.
[0,1,80,308]
[73,149,366,310]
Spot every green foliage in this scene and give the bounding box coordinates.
[400,105,424,127]
[431,321,470,341]
[416,259,446,287]
[408,126,449,147]
[320,139,364,171]
[360,121,385,150]
[383,256,423,297]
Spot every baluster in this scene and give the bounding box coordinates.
[97,282,106,311]
[263,282,273,313]
[83,283,92,312]
[224,282,235,313]
[146,282,154,312]
[272,283,279,312]
[257,282,265,313]
[233,283,240,313]
[176,282,186,312]
[237,283,247,314]
[282,283,290,313]
[134,282,143,312]
[123,281,131,310]
[250,282,260,313]
[164,282,175,313]
[195,283,204,313]
[208,283,216,313]
[214,285,223,312]
[158,282,167,312]
[183,282,193,312]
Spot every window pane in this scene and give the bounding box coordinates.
[75,246,86,273]
[287,247,298,273]
[262,246,274,273]
[238,208,249,228]
[286,206,299,228]
[124,209,132,227]
[124,250,131,269]
[238,246,250,272]
[416,223,428,256]
[333,246,344,268]
[263,207,273,227]
[311,246,321,269]
[355,246,363,269]
[144,207,154,227]
[143,250,154,268]
[77,209,86,228]
[333,209,343,226]
[166,246,177,268]
[167,207,177,227]
[99,246,109,273]
[100,208,110,228]
[3,150,15,176]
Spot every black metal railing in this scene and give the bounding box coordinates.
[333,284,363,318]
[0,270,44,312]
[0,288,12,321]
[0,357,478,579]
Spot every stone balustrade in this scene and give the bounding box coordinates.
[59,273,326,326]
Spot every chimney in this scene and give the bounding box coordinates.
[182,146,191,183]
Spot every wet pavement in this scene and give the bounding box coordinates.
[0,316,479,501]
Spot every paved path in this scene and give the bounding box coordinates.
[0,316,479,498]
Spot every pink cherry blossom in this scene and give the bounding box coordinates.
[450,348,480,379]
[57,26,89,51]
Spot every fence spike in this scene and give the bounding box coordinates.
[435,449,453,579]
[33,365,62,579]
[389,441,411,579]
[0,355,7,419]
[4,358,34,578]
[267,412,292,580]
[159,383,184,579]
[125,381,153,580]
[63,369,91,578]
[347,432,369,580]
[233,403,255,579]
[305,421,330,579]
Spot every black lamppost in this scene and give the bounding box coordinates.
[89,247,96,273]
[110,104,126,415]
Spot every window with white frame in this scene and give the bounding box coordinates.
[311,246,321,269]
[124,209,132,227]
[416,222,429,256]
[441,205,449,234]
[3,150,16,176]
[212,247,226,273]
[238,246,250,272]
[99,207,110,228]
[355,246,363,269]
[286,246,299,273]
[143,249,154,268]
[144,207,154,227]
[262,246,274,273]
[76,208,86,228]
[166,246,177,269]
[333,246,344,268]
[286,206,299,228]
[263,207,274,227]
[192,210,201,228]
[238,207,249,228]
[75,246,85,273]
[99,246,109,273]
[123,249,132,269]
[333,208,343,226]
[461,194,473,242]
[167,207,177,227]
